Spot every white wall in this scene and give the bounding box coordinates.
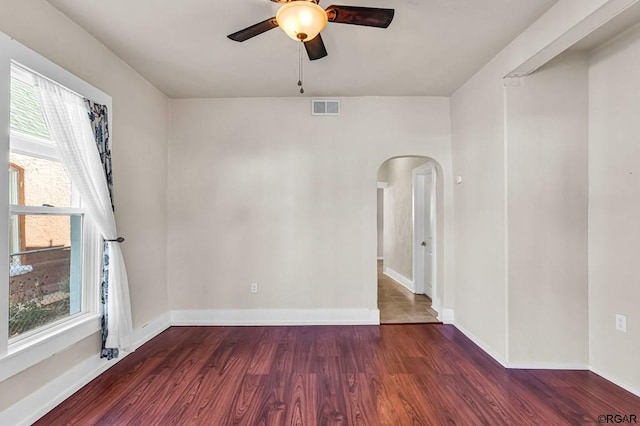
[0,0,170,410]
[450,0,610,362]
[506,53,589,366]
[168,97,453,316]
[379,157,428,281]
[588,24,640,391]
[451,66,508,356]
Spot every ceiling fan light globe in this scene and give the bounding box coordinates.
[276,1,328,42]
[299,10,313,26]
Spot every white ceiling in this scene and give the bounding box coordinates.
[47,0,558,98]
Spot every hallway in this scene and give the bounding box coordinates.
[378,260,439,323]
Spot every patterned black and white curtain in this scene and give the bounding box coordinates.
[85,101,123,360]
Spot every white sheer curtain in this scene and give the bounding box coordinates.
[34,75,134,351]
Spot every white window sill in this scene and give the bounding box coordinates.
[0,313,101,382]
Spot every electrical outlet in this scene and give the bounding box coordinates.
[616,314,627,333]
[251,282,258,293]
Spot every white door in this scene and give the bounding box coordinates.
[422,171,433,298]
[413,164,435,299]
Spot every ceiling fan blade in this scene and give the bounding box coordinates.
[304,34,328,61]
[227,17,278,42]
[326,5,394,28]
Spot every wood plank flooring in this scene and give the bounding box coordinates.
[378,261,439,324]
[37,325,639,425]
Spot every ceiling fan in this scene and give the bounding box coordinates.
[227,0,395,61]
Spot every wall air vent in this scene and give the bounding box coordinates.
[311,99,340,116]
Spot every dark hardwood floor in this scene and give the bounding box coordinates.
[37,325,639,425]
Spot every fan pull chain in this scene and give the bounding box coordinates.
[298,42,304,94]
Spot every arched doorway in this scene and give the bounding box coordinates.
[377,156,440,323]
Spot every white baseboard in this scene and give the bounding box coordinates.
[589,366,640,397]
[431,296,442,316]
[131,311,171,351]
[171,308,380,326]
[453,321,508,367]
[0,312,171,426]
[1,350,120,426]
[383,267,415,293]
[507,362,588,370]
[453,321,592,371]
[440,308,454,324]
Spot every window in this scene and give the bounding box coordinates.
[8,65,91,340]
[0,33,111,381]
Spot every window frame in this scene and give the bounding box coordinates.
[0,31,113,382]
[8,162,26,270]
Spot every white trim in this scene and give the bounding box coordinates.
[589,366,640,397]
[432,296,442,318]
[377,181,388,189]
[412,162,437,300]
[130,311,172,351]
[170,308,380,326]
[383,267,415,293]
[11,64,37,85]
[0,350,119,426]
[453,322,593,371]
[1,40,14,356]
[9,205,84,215]
[440,308,454,324]
[10,130,57,161]
[0,31,112,370]
[0,312,171,426]
[508,362,588,370]
[1,33,112,107]
[377,256,384,260]
[506,0,639,78]
[453,321,508,367]
[0,314,100,383]
[503,83,511,364]
[412,167,426,294]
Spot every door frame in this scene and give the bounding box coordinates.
[412,162,437,303]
